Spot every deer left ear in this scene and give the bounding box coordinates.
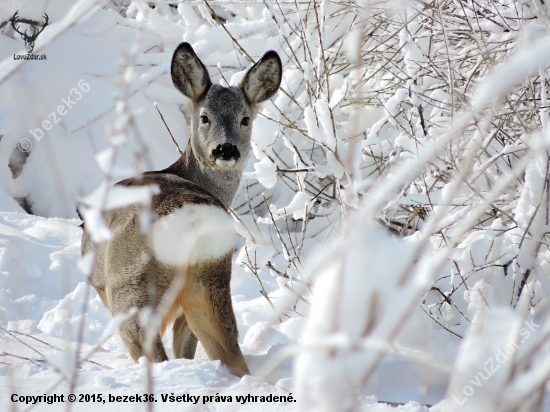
[171,42,212,102]
[239,51,282,105]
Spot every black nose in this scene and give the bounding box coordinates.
[212,143,240,161]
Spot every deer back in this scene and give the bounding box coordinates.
[82,174,236,309]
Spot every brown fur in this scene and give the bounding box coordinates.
[81,42,282,378]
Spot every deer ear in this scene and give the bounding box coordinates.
[239,51,282,105]
[171,42,212,101]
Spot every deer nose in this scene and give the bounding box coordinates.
[212,143,240,161]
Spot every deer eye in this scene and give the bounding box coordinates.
[241,117,250,126]
[200,115,209,124]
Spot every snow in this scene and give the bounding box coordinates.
[2,0,550,411]
[152,204,237,266]
[245,156,277,189]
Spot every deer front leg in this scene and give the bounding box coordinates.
[119,313,168,363]
[172,315,198,359]
[180,254,249,377]
[108,272,169,364]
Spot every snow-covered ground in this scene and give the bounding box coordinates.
[0,208,432,411]
[2,0,550,411]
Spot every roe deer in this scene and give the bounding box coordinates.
[81,42,282,377]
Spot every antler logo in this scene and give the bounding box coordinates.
[10,12,49,54]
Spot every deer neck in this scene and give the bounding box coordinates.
[163,146,242,209]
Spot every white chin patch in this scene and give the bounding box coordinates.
[215,159,236,167]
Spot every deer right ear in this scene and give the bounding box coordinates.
[239,50,282,105]
[171,43,212,101]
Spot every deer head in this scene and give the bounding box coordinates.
[10,12,49,54]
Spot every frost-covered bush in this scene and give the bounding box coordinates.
[2,0,550,410]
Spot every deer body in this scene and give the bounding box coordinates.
[81,43,282,377]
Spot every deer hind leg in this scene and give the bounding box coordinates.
[180,253,249,377]
[172,315,198,359]
[119,312,168,363]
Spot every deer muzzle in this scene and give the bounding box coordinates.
[212,143,240,167]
